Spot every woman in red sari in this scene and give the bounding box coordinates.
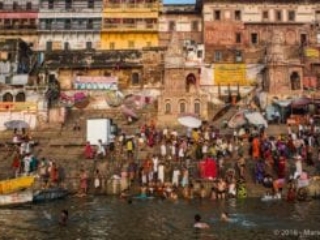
[84,141,94,159]
[252,137,260,159]
[277,155,286,178]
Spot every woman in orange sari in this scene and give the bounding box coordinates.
[252,137,260,159]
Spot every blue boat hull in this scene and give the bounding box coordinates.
[33,188,68,203]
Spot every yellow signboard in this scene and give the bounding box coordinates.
[0,102,37,112]
[0,176,35,194]
[214,64,248,86]
[304,48,319,58]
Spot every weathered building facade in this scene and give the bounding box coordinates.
[0,0,39,48]
[202,0,318,99]
[158,33,208,124]
[38,0,102,51]
[101,0,160,50]
[159,4,202,48]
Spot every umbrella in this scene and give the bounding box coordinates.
[178,115,202,128]
[122,106,138,119]
[291,97,311,108]
[245,112,268,128]
[228,110,248,128]
[4,120,29,129]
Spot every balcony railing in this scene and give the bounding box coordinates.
[38,25,101,32]
[106,3,158,9]
[0,25,37,30]
[103,23,157,31]
[0,4,39,11]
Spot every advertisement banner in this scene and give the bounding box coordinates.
[304,48,319,58]
[0,102,38,112]
[73,76,118,90]
[214,64,247,86]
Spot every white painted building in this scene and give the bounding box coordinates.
[38,0,102,51]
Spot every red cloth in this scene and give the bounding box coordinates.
[84,144,94,159]
[205,158,217,179]
[278,157,286,178]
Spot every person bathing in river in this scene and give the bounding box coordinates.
[220,212,231,222]
[193,214,209,229]
[59,209,68,226]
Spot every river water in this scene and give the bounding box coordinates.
[0,197,320,240]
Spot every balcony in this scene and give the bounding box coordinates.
[38,24,101,33]
[0,4,39,12]
[104,3,158,12]
[103,23,157,32]
[0,25,37,33]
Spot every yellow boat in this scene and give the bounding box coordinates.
[0,176,35,194]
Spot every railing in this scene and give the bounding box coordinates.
[103,23,157,31]
[0,4,39,11]
[0,25,37,30]
[106,3,157,9]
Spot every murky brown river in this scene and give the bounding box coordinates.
[0,197,320,240]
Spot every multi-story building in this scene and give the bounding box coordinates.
[101,0,160,50]
[159,3,202,48]
[202,0,317,98]
[38,0,102,51]
[0,0,39,48]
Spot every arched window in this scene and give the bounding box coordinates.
[165,102,171,114]
[15,92,26,102]
[186,73,196,92]
[131,72,140,85]
[194,101,200,115]
[290,72,300,90]
[180,101,186,113]
[3,92,13,102]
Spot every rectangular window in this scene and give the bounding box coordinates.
[87,19,93,29]
[191,21,198,31]
[0,2,3,10]
[65,19,71,29]
[30,19,36,26]
[235,10,241,21]
[316,11,320,22]
[169,21,175,31]
[26,2,32,10]
[214,10,221,20]
[235,51,242,62]
[235,33,241,43]
[276,10,282,21]
[197,50,203,58]
[288,11,295,21]
[65,0,72,9]
[86,41,92,50]
[300,34,307,45]
[262,11,269,20]
[109,42,115,50]
[64,42,69,50]
[46,41,52,51]
[214,51,222,62]
[128,41,135,49]
[45,19,52,29]
[48,0,54,9]
[13,1,18,10]
[88,0,94,8]
[251,33,258,44]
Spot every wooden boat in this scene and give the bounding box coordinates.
[0,176,35,194]
[33,188,69,203]
[0,189,33,207]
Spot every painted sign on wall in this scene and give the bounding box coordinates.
[73,76,118,90]
[214,64,247,85]
[0,102,37,112]
[304,48,319,58]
